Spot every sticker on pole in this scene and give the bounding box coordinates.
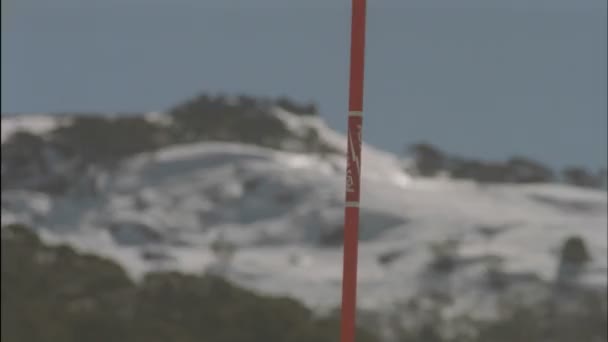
[345,119,362,202]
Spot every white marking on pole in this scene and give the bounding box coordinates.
[349,111,363,117]
[348,131,360,176]
[345,201,359,207]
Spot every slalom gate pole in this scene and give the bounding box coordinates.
[340,0,367,341]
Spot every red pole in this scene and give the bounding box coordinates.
[340,0,366,341]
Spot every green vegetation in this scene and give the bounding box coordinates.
[168,93,336,154]
[408,142,556,183]
[2,224,606,342]
[1,224,377,342]
[559,236,591,266]
[407,142,605,189]
[562,166,607,189]
[379,287,607,342]
[1,93,340,195]
[50,115,170,164]
[471,292,607,342]
[169,94,293,149]
[1,131,52,191]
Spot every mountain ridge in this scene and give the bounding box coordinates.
[1,94,606,327]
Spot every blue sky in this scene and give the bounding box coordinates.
[2,0,606,169]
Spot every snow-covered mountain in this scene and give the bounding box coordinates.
[2,109,606,320]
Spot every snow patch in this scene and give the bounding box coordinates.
[1,110,605,320]
[1,114,59,143]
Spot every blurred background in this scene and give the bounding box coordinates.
[2,0,607,341]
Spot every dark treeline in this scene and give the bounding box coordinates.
[2,223,606,342]
[1,93,336,195]
[407,142,606,189]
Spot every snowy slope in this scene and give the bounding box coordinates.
[1,114,62,143]
[2,111,607,318]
